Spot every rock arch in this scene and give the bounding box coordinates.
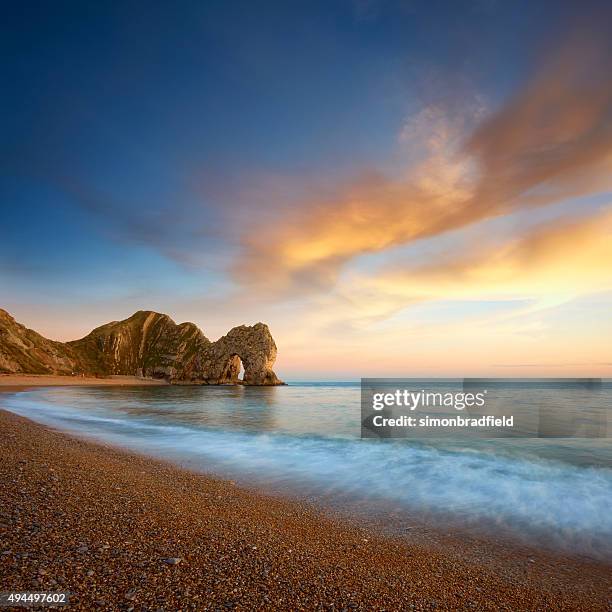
[195,323,283,385]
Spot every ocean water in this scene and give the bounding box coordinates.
[4,382,612,560]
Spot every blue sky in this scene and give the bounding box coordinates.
[2,0,611,378]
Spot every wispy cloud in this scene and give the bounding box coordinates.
[232,25,612,294]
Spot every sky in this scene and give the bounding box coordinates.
[1,0,611,379]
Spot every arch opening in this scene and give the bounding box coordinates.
[222,354,245,383]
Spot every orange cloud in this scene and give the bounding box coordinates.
[233,30,612,293]
[356,208,612,308]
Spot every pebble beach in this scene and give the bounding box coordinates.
[1,407,610,610]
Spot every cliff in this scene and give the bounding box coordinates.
[0,309,283,385]
[0,309,75,375]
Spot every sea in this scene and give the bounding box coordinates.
[4,381,611,560]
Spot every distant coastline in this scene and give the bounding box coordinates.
[0,374,169,389]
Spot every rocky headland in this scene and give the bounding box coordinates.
[0,309,282,385]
